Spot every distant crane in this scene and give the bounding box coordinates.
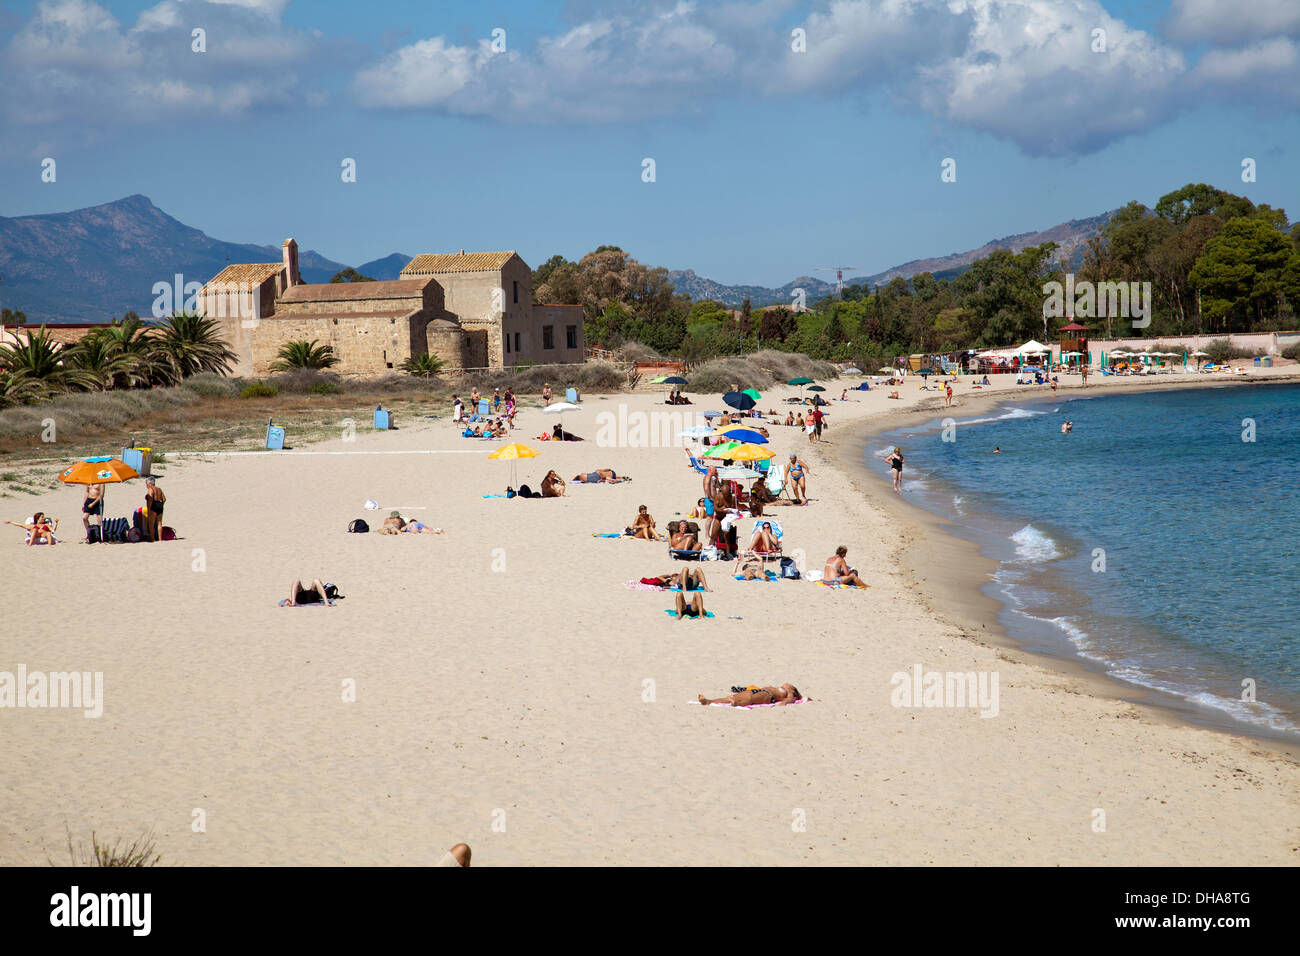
[816,266,860,299]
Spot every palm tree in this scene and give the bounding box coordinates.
[271,339,339,371]
[91,315,170,387]
[156,312,237,379]
[398,352,445,379]
[0,325,96,392]
[65,333,134,390]
[0,369,48,408]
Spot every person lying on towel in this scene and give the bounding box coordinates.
[698,684,802,706]
[572,469,629,484]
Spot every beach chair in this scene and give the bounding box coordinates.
[685,448,709,474]
[734,517,784,572]
[765,463,785,497]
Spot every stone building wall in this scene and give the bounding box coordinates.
[248,314,420,376]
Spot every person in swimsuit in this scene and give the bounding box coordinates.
[542,383,553,406]
[541,470,566,498]
[144,477,165,541]
[82,483,104,541]
[668,521,699,550]
[886,447,904,493]
[823,546,867,587]
[646,567,709,590]
[572,468,625,484]
[787,453,809,503]
[688,498,710,519]
[402,519,444,534]
[8,512,58,545]
[784,412,794,427]
[674,589,706,619]
[553,424,583,442]
[698,684,802,706]
[736,553,767,580]
[288,579,330,605]
[748,522,779,554]
[379,511,406,534]
[630,504,661,541]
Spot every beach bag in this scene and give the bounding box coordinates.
[506,486,517,499]
[518,484,535,498]
[87,525,101,544]
[779,557,801,580]
[126,528,143,544]
[161,527,176,541]
[348,518,370,533]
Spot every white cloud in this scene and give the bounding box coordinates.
[1166,0,1300,45]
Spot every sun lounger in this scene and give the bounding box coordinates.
[685,450,709,474]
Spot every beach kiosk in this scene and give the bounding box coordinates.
[1058,321,1089,368]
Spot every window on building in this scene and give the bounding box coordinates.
[505,334,511,354]
[566,325,577,350]
[514,332,521,352]
[543,325,554,350]
[512,280,519,304]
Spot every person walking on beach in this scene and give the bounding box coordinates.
[492,388,501,412]
[143,477,165,541]
[787,453,809,504]
[542,383,553,406]
[945,382,953,407]
[810,406,824,442]
[886,447,904,493]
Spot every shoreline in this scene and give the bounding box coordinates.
[3,369,1298,865]
[823,374,1300,763]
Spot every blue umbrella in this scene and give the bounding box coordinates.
[715,428,768,444]
[723,391,757,411]
[662,376,688,385]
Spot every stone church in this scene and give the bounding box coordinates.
[200,239,585,377]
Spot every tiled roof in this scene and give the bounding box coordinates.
[278,279,433,303]
[202,263,283,289]
[268,309,418,321]
[402,251,518,275]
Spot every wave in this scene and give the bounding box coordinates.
[957,406,1048,427]
[1010,524,1062,563]
[952,495,965,515]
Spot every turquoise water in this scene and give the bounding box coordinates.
[869,382,1300,741]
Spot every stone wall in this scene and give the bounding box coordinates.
[248,314,420,376]
[439,256,532,368]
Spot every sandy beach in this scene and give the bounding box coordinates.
[3,366,1298,866]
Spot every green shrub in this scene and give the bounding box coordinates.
[310,381,342,395]
[181,372,240,398]
[1280,342,1300,360]
[399,353,445,378]
[1202,339,1263,364]
[240,382,278,399]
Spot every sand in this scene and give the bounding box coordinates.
[2,365,1297,866]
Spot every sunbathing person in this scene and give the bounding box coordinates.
[629,504,661,541]
[644,568,710,590]
[7,512,58,546]
[823,546,867,587]
[784,412,794,426]
[572,469,629,484]
[540,470,566,498]
[748,522,780,554]
[795,413,806,428]
[736,554,767,580]
[553,424,583,442]
[674,590,706,620]
[378,511,406,534]
[402,518,444,534]
[288,579,330,605]
[698,684,802,706]
[688,498,710,518]
[669,523,699,550]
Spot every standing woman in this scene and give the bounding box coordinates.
[144,476,166,541]
[886,447,904,494]
[82,482,104,542]
[542,383,553,406]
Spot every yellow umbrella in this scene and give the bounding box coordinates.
[488,442,539,489]
[487,443,539,460]
[722,443,775,461]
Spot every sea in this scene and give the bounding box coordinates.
[865,381,1300,743]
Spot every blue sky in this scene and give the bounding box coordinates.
[2,0,1298,285]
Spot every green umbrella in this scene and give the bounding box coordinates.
[806,385,825,392]
[647,375,667,384]
[702,441,742,458]
[742,388,762,400]
[787,377,813,386]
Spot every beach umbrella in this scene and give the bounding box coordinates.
[741,387,762,401]
[722,443,775,462]
[662,376,688,386]
[542,401,581,438]
[877,367,894,375]
[787,377,813,386]
[702,441,742,458]
[842,367,863,374]
[723,391,757,412]
[677,425,714,439]
[647,375,667,384]
[701,409,724,419]
[716,465,760,481]
[58,456,139,516]
[488,442,539,487]
[711,427,768,445]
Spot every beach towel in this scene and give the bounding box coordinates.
[815,581,865,589]
[704,697,808,709]
[664,609,715,619]
[482,494,509,499]
[278,598,335,607]
[593,532,623,538]
[734,570,779,581]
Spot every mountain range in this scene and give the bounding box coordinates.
[0,195,1115,322]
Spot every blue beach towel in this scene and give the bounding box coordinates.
[664,609,715,619]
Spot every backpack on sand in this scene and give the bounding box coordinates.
[348,518,370,533]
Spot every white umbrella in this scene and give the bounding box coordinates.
[842,367,863,374]
[716,465,761,480]
[1191,350,1209,357]
[543,401,581,438]
[677,425,714,438]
